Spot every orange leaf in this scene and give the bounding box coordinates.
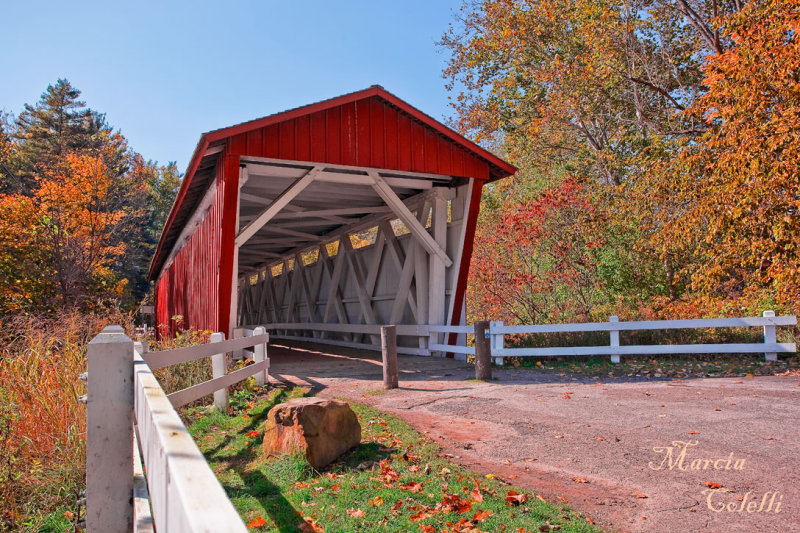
[704,482,722,489]
[347,508,365,518]
[247,516,267,529]
[572,477,588,483]
[635,493,648,499]
[410,511,430,521]
[401,482,425,493]
[473,509,493,522]
[507,490,528,506]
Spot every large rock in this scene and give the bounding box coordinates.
[262,397,361,468]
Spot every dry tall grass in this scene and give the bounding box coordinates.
[0,309,132,531]
[0,310,217,531]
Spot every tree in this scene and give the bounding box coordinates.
[12,79,118,193]
[0,80,181,313]
[646,0,800,307]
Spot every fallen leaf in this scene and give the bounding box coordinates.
[410,511,430,521]
[554,434,564,439]
[392,500,403,512]
[470,478,484,502]
[571,477,588,483]
[687,431,699,435]
[419,526,435,533]
[346,508,365,518]
[635,493,648,499]
[370,496,384,506]
[485,473,495,479]
[246,431,259,438]
[761,436,776,440]
[473,509,493,522]
[507,490,528,506]
[330,485,341,491]
[247,516,267,529]
[704,482,722,489]
[594,436,605,441]
[401,482,424,493]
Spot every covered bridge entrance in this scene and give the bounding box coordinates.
[149,86,514,355]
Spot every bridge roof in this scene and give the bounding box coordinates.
[149,86,515,280]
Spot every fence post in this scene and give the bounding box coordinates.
[490,321,504,366]
[253,326,269,386]
[86,325,133,533]
[609,316,620,364]
[475,321,492,380]
[210,332,229,412]
[381,325,399,389]
[763,310,778,361]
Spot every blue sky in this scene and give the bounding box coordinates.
[0,0,466,172]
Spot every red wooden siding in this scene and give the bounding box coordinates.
[225,96,490,180]
[155,163,225,335]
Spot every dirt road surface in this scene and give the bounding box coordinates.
[266,342,799,533]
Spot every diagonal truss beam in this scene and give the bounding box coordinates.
[368,171,452,268]
[236,167,322,246]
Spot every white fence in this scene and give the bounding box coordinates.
[256,310,796,365]
[85,326,269,533]
[488,311,797,364]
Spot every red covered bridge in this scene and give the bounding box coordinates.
[149,86,514,354]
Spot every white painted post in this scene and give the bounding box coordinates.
[210,332,229,412]
[609,315,620,364]
[86,325,133,533]
[763,310,778,361]
[490,321,505,366]
[253,326,269,386]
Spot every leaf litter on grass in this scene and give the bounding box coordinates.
[186,386,600,532]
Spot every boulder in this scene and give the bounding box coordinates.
[262,397,361,468]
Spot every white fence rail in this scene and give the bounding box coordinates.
[489,311,796,364]
[254,322,476,358]
[255,310,796,365]
[85,326,270,532]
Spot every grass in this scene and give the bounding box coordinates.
[185,386,600,533]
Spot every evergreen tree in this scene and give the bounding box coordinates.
[12,79,113,192]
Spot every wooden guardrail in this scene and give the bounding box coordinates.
[488,311,797,364]
[84,326,269,532]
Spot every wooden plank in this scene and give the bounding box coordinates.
[342,236,379,330]
[235,167,321,246]
[495,316,798,334]
[369,172,453,267]
[428,195,448,354]
[257,322,429,336]
[497,343,797,357]
[381,220,418,317]
[134,351,247,532]
[133,430,154,533]
[168,359,271,408]
[321,243,349,324]
[142,334,270,370]
[428,325,474,334]
[269,334,429,356]
[429,343,475,355]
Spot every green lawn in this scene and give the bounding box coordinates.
[184,386,601,533]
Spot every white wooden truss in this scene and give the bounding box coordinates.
[232,157,474,354]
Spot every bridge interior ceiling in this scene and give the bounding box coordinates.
[234,157,474,348]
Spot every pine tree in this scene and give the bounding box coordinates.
[12,79,112,192]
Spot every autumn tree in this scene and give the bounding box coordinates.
[0,80,180,313]
[645,0,800,308]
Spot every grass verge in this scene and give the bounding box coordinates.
[185,386,600,533]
